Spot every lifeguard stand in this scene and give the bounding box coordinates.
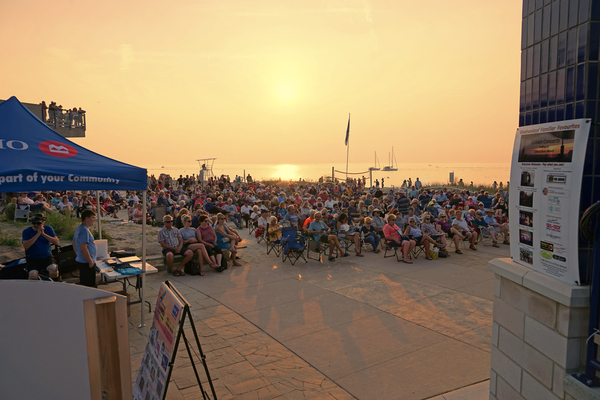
[197,158,216,187]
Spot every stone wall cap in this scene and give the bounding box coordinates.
[489,258,590,307]
[565,375,600,400]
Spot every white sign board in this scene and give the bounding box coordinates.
[509,118,591,284]
[133,283,184,400]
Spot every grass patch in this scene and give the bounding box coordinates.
[45,212,80,240]
[92,228,114,244]
[0,233,21,246]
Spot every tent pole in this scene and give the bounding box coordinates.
[140,191,147,328]
[96,191,102,239]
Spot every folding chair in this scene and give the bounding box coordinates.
[153,205,166,226]
[477,226,494,246]
[383,235,401,262]
[256,225,267,244]
[410,236,426,259]
[248,218,258,236]
[266,229,283,257]
[14,205,31,222]
[281,227,307,265]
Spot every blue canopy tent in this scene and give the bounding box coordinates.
[0,96,149,326]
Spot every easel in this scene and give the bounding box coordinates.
[162,281,217,400]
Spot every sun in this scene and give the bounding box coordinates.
[274,77,297,103]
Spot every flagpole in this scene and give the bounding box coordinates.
[345,113,350,184]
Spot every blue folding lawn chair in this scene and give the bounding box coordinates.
[281,226,307,265]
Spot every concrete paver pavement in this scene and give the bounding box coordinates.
[123,229,507,399]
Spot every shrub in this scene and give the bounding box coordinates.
[92,228,114,244]
[3,202,16,221]
[44,212,80,240]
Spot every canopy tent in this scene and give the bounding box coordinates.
[0,96,149,326]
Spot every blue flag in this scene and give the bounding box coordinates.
[345,115,350,146]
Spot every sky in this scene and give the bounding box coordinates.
[0,0,523,168]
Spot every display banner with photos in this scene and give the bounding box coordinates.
[133,283,184,400]
[509,119,591,284]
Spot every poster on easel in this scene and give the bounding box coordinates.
[509,118,591,284]
[133,283,183,400]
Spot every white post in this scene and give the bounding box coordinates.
[96,191,102,239]
[140,191,147,328]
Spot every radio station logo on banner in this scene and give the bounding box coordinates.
[39,140,78,158]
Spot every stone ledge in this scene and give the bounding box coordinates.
[489,258,590,308]
[564,375,600,400]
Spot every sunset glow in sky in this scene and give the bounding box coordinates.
[1,0,523,167]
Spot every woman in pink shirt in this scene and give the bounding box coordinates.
[382,215,415,263]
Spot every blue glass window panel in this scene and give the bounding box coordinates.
[577,63,585,101]
[557,68,566,103]
[528,15,535,47]
[522,18,528,50]
[550,36,558,70]
[527,47,534,78]
[570,0,579,28]
[585,100,596,119]
[521,81,527,112]
[558,32,567,68]
[534,44,541,76]
[588,138,600,174]
[530,0,537,15]
[523,0,529,17]
[537,0,544,10]
[535,10,543,43]
[543,6,552,40]
[540,108,547,123]
[526,79,533,110]
[548,106,556,121]
[533,76,540,108]
[519,114,525,127]
[557,104,566,120]
[552,2,560,36]
[549,71,557,105]
[578,24,588,63]
[533,110,540,124]
[566,66,575,102]
[587,62,598,100]
[576,101,585,118]
[583,142,594,175]
[560,0,569,32]
[566,103,574,119]
[580,0,590,23]
[541,39,549,73]
[592,0,600,20]
[521,51,527,81]
[541,74,548,107]
[590,23,600,61]
[567,29,577,66]
[526,112,533,125]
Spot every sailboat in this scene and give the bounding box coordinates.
[369,151,381,171]
[382,147,398,171]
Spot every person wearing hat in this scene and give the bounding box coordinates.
[158,214,194,276]
[484,209,510,244]
[424,201,439,218]
[74,210,98,286]
[371,208,386,232]
[258,209,270,230]
[22,214,59,280]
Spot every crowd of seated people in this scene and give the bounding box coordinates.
[9,176,510,272]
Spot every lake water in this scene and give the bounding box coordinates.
[143,162,510,188]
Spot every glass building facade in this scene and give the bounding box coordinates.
[519,0,600,282]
